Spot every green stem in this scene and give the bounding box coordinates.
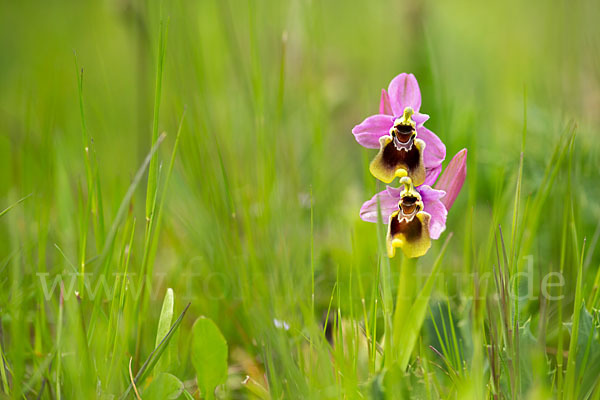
[393,256,417,360]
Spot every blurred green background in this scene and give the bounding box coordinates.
[1,0,600,398]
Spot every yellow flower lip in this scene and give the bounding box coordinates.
[369,107,426,185]
[386,176,431,258]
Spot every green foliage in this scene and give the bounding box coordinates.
[191,317,229,400]
[395,235,452,369]
[142,373,184,400]
[0,0,599,398]
[157,288,175,348]
[155,287,176,373]
[565,304,600,399]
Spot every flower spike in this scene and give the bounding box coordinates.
[369,107,427,185]
[355,72,465,259]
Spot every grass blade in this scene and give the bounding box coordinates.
[145,16,169,220]
[564,238,586,398]
[0,193,32,219]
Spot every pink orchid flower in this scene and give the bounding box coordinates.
[352,73,446,186]
[359,149,467,258]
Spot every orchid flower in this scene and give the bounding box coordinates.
[359,149,467,258]
[352,73,446,186]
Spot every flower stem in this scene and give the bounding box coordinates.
[393,256,418,360]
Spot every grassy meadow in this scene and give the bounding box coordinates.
[1,0,600,398]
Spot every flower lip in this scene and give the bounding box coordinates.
[391,213,424,242]
[386,176,432,258]
[376,137,423,182]
[359,183,447,243]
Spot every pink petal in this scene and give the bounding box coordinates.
[423,164,442,187]
[387,73,422,116]
[417,125,446,169]
[385,186,401,198]
[417,185,448,240]
[352,114,394,149]
[435,149,467,211]
[412,112,430,127]
[379,89,393,115]
[359,186,401,223]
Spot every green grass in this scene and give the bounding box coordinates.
[1,0,600,398]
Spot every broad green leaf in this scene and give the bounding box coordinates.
[191,317,228,400]
[142,373,184,400]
